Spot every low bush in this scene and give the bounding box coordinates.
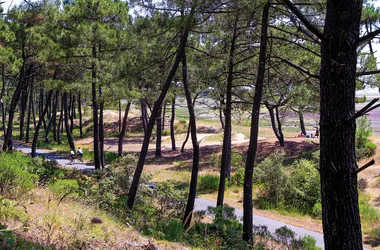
[49,179,80,199]
[0,197,29,223]
[0,152,38,198]
[162,130,170,136]
[198,174,219,193]
[0,224,47,250]
[369,227,380,241]
[356,116,377,160]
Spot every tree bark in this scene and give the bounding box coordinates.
[219,95,225,129]
[32,91,53,157]
[319,0,363,248]
[155,105,162,157]
[25,79,33,143]
[266,105,284,147]
[170,98,176,151]
[0,65,7,139]
[78,92,83,138]
[63,92,75,151]
[182,44,199,228]
[57,93,63,143]
[217,12,238,207]
[140,98,148,133]
[162,101,166,131]
[52,91,59,142]
[118,102,131,157]
[298,108,307,135]
[243,1,270,243]
[99,87,105,169]
[92,44,101,170]
[127,23,191,210]
[19,79,29,141]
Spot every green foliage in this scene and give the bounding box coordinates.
[355,96,366,103]
[162,129,170,136]
[231,167,245,186]
[198,174,219,193]
[359,195,380,225]
[0,197,28,223]
[356,116,376,159]
[49,179,80,199]
[0,152,38,198]
[312,203,322,219]
[162,218,184,241]
[0,224,48,250]
[369,227,380,241]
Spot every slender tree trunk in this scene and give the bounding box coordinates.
[78,92,83,138]
[118,102,131,157]
[92,44,101,170]
[217,12,238,207]
[32,91,53,157]
[52,91,59,142]
[182,45,199,228]
[69,93,74,133]
[57,94,63,143]
[45,91,58,143]
[19,79,29,141]
[243,2,270,243]
[127,24,191,210]
[170,98,176,150]
[298,108,307,135]
[25,79,34,143]
[32,88,36,129]
[275,106,284,146]
[118,99,121,133]
[219,95,225,129]
[320,0,363,248]
[162,101,166,130]
[140,98,148,133]
[99,87,105,169]
[63,92,75,151]
[181,123,190,153]
[1,65,7,139]
[266,105,284,147]
[155,105,162,157]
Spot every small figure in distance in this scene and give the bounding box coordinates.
[77,147,83,163]
[69,148,76,164]
[315,127,319,139]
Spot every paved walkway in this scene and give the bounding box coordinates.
[12,142,324,248]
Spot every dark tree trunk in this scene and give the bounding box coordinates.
[127,24,190,210]
[25,79,34,143]
[298,108,307,136]
[243,2,270,243]
[40,89,47,133]
[63,92,75,151]
[155,105,162,157]
[57,94,63,143]
[140,98,148,133]
[217,12,238,207]
[78,92,83,138]
[32,91,53,157]
[319,0,363,249]
[99,87,105,169]
[1,65,7,138]
[45,91,58,143]
[182,45,199,228]
[266,105,284,147]
[118,102,131,157]
[92,44,101,170]
[170,98,176,151]
[275,106,285,146]
[3,60,27,151]
[219,95,225,129]
[118,99,121,133]
[52,91,59,142]
[19,79,29,141]
[162,101,166,131]
[32,87,36,129]
[69,93,74,133]
[72,93,76,119]
[181,122,190,153]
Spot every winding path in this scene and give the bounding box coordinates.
[13,142,324,249]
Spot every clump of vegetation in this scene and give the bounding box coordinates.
[198,174,219,193]
[356,116,376,160]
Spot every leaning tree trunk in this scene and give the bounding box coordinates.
[219,94,225,129]
[78,92,83,138]
[162,101,166,131]
[217,12,238,207]
[182,45,200,228]
[0,65,6,138]
[63,92,75,151]
[127,24,191,210]
[140,98,148,133]
[32,91,53,157]
[319,0,363,248]
[155,105,162,157]
[118,102,131,157]
[25,79,33,143]
[170,98,176,150]
[243,1,270,243]
[266,105,284,147]
[275,106,285,146]
[298,108,307,135]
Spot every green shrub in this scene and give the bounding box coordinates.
[356,116,376,159]
[253,153,288,207]
[0,224,47,250]
[49,179,80,199]
[0,152,38,198]
[359,195,380,225]
[0,197,29,223]
[312,202,322,219]
[198,174,219,193]
[369,227,380,241]
[163,219,184,241]
[294,235,321,250]
[231,167,245,186]
[162,130,170,136]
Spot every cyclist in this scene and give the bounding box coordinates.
[77,147,83,162]
[69,149,76,164]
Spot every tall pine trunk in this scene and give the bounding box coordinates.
[32,91,53,157]
[320,0,363,248]
[99,87,105,169]
[140,98,148,133]
[182,45,199,228]
[52,91,59,142]
[25,79,34,143]
[155,105,162,157]
[170,98,176,150]
[63,92,75,151]
[243,2,270,243]
[118,102,131,157]
[78,92,83,138]
[217,12,238,207]
[57,94,63,143]
[298,108,307,135]
[92,44,101,170]
[127,24,191,210]
[1,65,6,139]
[19,79,29,141]
[266,105,284,147]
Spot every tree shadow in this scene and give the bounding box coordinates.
[364,236,380,248]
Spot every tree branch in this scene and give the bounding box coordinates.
[353,159,375,174]
[356,69,380,76]
[281,0,327,42]
[357,29,380,46]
